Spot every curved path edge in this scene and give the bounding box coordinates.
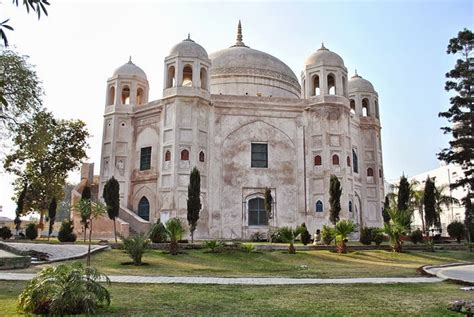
[423,262,474,285]
[0,273,443,285]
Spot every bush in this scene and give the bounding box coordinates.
[121,233,150,265]
[241,243,255,253]
[268,227,283,243]
[372,229,385,246]
[166,218,186,255]
[57,220,77,242]
[359,227,372,245]
[410,229,424,244]
[149,220,168,243]
[250,231,266,242]
[0,226,12,240]
[447,221,466,243]
[321,225,335,245]
[300,223,312,245]
[17,262,110,315]
[25,223,38,240]
[204,240,224,253]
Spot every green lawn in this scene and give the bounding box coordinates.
[15,248,474,278]
[0,280,469,316]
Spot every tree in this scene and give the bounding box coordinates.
[447,221,466,243]
[4,111,89,230]
[382,195,391,223]
[14,180,27,234]
[423,177,438,231]
[166,218,185,255]
[329,175,342,225]
[103,177,120,243]
[278,226,305,254]
[47,197,56,241]
[80,186,91,243]
[464,193,474,242]
[187,167,201,243]
[264,187,273,220]
[397,175,410,213]
[438,29,473,191]
[0,1,50,47]
[383,208,412,252]
[0,50,43,137]
[409,179,425,232]
[334,220,357,253]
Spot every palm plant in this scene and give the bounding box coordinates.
[121,233,150,265]
[166,218,186,255]
[279,226,304,254]
[435,184,460,218]
[383,208,412,252]
[17,262,110,316]
[334,220,357,253]
[204,240,224,253]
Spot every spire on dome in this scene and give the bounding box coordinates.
[319,42,328,51]
[128,56,132,63]
[352,69,361,78]
[232,20,248,47]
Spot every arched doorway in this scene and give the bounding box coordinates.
[138,197,150,221]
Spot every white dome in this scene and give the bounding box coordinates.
[305,44,344,67]
[348,73,375,92]
[169,37,209,60]
[113,59,147,79]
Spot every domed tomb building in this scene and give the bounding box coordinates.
[97,22,384,239]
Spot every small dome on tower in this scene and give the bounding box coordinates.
[305,43,344,67]
[348,71,375,92]
[169,35,209,59]
[113,57,147,79]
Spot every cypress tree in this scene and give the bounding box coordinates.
[423,177,437,231]
[47,197,57,241]
[264,187,273,220]
[464,193,474,243]
[187,167,201,243]
[329,175,342,225]
[438,29,474,191]
[382,195,391,223]
[103,176,120,243]
[80,186,91,242]
[397,175,410,212]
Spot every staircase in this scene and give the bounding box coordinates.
[118,206,151,234]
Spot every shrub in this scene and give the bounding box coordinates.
[250,231,265,242]
[448,300,474,315]
[268,227,283,243]
[300,223,312,245]
[242,243,255,253]
[17,262,110,315]
[447,221,466,243]
[334,220,357,253]
[166,218,186,255]
[321,225,335,245]
[372,229,385,246]
[149,220,168,243]
[121,233,150,265]
[279,226,305,254]
[359,227,372,245]
[57,220,77,242]
[410,229,423,244]
[25,223,38,240]
[0,226,12,240]
[205,240,224,253]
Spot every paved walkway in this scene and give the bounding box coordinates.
[0,272,443,285]
[1,242,108,263]
[425,263,474,284]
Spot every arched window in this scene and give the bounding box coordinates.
[349,201,353,213]
[165,150,171,162]
[121,85,130,104]
[137,88,144,105]
[350,99,356,114]
[379,169,383,178]
[347,156,351,167]
[316,200,323,212]
[108,86,115,105]
[314,155,322,166]
[327,73,336,95]
[180,149,189,161]
[362,98,370,117]
[312,75,320,96]
[199,151,205,162]
[182,65,193,87]
[248,197,268,226]
[332,154,339,165]
[200,67,207,89]
[167,66,176,88]
[375,100,379,118]
[367,167,374,177]
[138,197,150,221]
[352,149,359,173]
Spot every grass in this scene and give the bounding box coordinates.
[0,280,469,316]
[11,249,474,278]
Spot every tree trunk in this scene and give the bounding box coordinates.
[419,204,425,235]
[191,231,194,244]
[83,223,87,243]
[87,219,92,266]
[113,218,117,243]
[337,241,347,254]
[393,241,402,253]
[288,243,296,254]
[170,241,178,255]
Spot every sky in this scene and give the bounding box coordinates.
[0,0,472,219]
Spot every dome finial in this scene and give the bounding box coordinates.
[128,56,132,63]
[232,20,247,47]
[352,69,361,78]
[188,33,190,40]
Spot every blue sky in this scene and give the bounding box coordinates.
[0,0,472,218]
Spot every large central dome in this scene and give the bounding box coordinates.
[209,21,300,99]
